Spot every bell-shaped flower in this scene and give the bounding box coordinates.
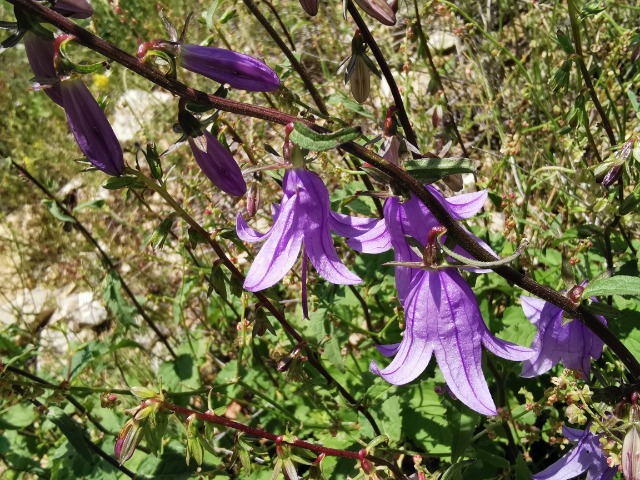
[50,0,94,19]
[179,110,247,196]
[533,425,616,480]
[299,0,319,16]
[180,44,280,92]
[520,293,606,378]
[237,168,376,292]
[347,188,532,415]
[61,78,124,176]
[353,0,396,26]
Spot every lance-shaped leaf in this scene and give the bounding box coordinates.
[405,157,477,183]
[289,122,361,151]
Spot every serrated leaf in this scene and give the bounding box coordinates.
[42,199,75,223]
[360,377,394,406]
[186,436,204,466]
[289,122,361,152]
[582,275,640,298]
[404,157,476,183]
[102,176,146,190]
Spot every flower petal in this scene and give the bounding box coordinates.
[61,79,124,176]
[23,32,63,107]
[236,212,273,243]
[189,130,246,196]
[376,343,400,357]
[346,219,392,254]
[296,170,361,285]
[180,44,280,92]
[521,296,547,326]
[441,188,489,220]
[330,211,380,238]
[243,194,303,291]
[429,270,498,416]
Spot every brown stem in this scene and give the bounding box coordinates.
[10,160,178,360]
[412,0,470,158]
[567,0,616,145]
[347,3,419,154]
[8,0,640,379]
[158,399,408,478]
[241,0,329,116]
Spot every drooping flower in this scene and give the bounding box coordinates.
[178,109,247,197]
[347,189,532,415]
[353,0,396,26]
[61,78,124,176]
[50,0,94,19]
[299,0,319,16]
[237,168,376,292]
[520,292,606,378]
[532,425,616,480]
[23,30,63,106]
[138,41,280,92]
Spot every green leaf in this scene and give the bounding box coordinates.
[72,199,105,212]
[555,30,575,54]
[47,407,93,461]
[620,184,640,215]
[102,176,146,190]
[441,459,475,480]
[583,301,626,320]
[147,215,175,251]
[404,157,476,183]
[444,397,479,462]
[42,199,75,223]
[103,271,136,327]
[582,275,640,298]
[289,122,361,152]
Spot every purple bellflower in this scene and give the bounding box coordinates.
[187,129,247,197]
[178,109,247,196]
[138,41,280,92]
[299,0,319,16]
[61,78,124,176]
[237,168,376,292]
[520,287,606,378]
[533,425,616,480]
[50,0,94,19]
[347,189,532,415]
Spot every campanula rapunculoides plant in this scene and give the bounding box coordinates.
[5,0,640,478]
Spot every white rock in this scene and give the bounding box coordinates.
[111,89,173,142]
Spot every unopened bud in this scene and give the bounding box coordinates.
[353,0,396,26]
[247,182,260,217]
[299,0,318,15]
[623,425,640,480]
[115,420,144,464]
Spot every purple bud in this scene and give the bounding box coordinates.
[299,0,319,15]
[114,420,144,464]
[61,79,124,176]
[51,0,94,19]
[23,31,63,106]
[600,163,623,187]
[353,0,396,26]
[179,44,280,92]
[188,129,247,197]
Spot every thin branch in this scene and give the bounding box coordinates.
[241,0,329,116]
[10,160,177,360]
[158,399,408,478]
[347,3,419,154]
[567,0,617,145]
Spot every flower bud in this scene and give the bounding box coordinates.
[51,0,94,19]
[353,0,396,26]
[299,0,319,15]
[115,420,144,464]
[624,425,640,480]
[179,44,280,92]
[350,56,370,104]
